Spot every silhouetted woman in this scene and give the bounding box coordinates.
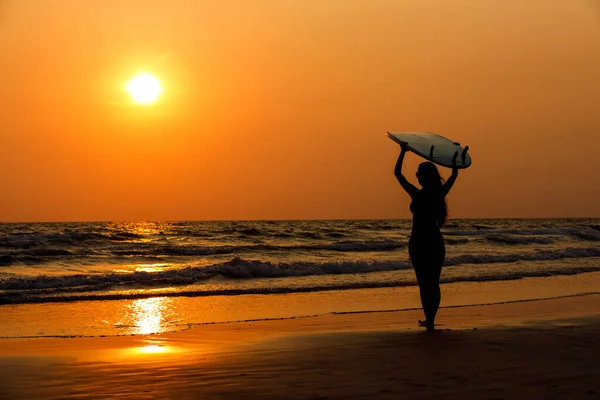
[395,143,458,331]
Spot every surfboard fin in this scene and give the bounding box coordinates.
[461,146,469,164]
[429,145,434,157]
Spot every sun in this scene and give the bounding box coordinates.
[125,72,163,105]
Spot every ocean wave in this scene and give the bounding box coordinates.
[484,235,554,245]
[317,240,404,252]
[144,240,406,256]
[237,228,263,236]
[0,257,413,292]
[585,225,600,232]
[573,232,600,241]
[0,231,142,249]
[0,255,16,266]
[0,248,79,266]
[446,227,600,241]
[2,266,600,305]
[445,247,600,265]
[325,232,348,238]
[2,247,600,294]
[0,239,408,266]
[472,224,495,230]
[445,238,469,245]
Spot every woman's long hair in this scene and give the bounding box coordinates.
[417,162,448,226]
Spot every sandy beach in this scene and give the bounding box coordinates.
[1,294,599,399]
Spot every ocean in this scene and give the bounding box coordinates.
[1,218,599,308]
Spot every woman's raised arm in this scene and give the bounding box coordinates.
[394,144,418,197]
[442,151,459,196]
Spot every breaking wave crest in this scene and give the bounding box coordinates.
[0,239,407,266]
[0,247,600,294]
[447,227,600,241]
[2,265,600,305]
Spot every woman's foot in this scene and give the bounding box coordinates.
[418,320,435,332]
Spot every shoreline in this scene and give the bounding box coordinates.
[1,291,599,340]
[2,271,600,338]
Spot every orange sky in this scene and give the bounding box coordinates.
[1,0,599,222]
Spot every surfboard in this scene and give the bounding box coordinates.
[387,132,472,169]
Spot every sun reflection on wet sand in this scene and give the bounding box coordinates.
[137,344,169,354]
[116,339,185,361]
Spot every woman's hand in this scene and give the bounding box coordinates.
[400,142,409,153]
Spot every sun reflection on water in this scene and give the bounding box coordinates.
[107,221,168,243]
[126,297,172,335]
[133,263,171,273]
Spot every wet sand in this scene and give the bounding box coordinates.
[1,294,599,399]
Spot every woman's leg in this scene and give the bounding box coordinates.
[412,243,445,330]
[422,245,445,327]
[421,275,441,325]
[412,262,434,330]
